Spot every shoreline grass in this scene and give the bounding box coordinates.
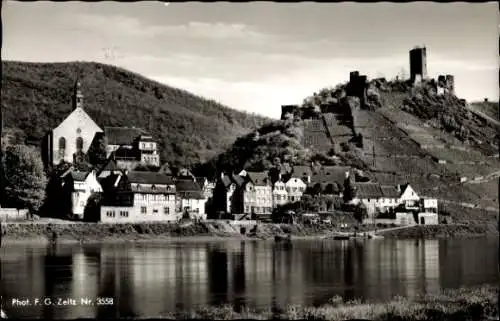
[160,285,499,320]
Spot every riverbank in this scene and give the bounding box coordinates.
[162,285,499,320]
[0,220,497,244]
[379,223,499,239]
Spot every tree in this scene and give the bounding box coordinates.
[83,192,103,222]
[353,203,368,222]
[343,174,356,203]
[87,133,107,166]
[3,145,48,213]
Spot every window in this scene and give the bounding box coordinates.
[164,207,170,214]
[106,211,115,218]
[141,206,147,214]
[58,137,66,150]
[153,208,159,214]
[120,211,128,217]
[76,137,83,150]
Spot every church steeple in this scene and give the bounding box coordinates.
[72,79,84,110]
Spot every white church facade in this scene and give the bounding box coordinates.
[42,81,103,167]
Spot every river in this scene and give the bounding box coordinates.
[1,237,498,319]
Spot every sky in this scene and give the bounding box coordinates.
[3,1,499,118]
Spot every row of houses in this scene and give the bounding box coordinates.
[212,164,439,224]
[60,164,213,222]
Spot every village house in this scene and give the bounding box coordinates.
[397,183,421,210]
[272,178,288,207]
[351,183,386,217]
[42,80,103,168]
[105,127,160,170]
[100,171,177,223]
[378,186,401,213]
[195,176,215,200]
[285,177,307,202]
[175,178,207,220]
[242,171,273,215]
[421,198,438,213]
[59,167,103,219]
[212,172,238,215]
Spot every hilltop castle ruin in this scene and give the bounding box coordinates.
[280,45,456,120]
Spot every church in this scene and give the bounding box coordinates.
[41,78,160,170]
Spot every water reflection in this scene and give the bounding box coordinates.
[0,238,498,319]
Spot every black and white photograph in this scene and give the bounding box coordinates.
[0,1,499,320]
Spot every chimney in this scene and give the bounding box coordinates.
[278,172,282,181]
[220,172,224,179]
[345,171,350,179]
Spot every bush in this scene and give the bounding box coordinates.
[2,145,48,213]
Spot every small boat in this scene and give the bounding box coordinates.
[368,233,384,240]
[331,232,352,240]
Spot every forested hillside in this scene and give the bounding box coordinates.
[1,61,270,168]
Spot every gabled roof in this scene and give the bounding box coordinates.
[292,165,312,177]
[381,186,401,198]
[354,183,384,199]
[126,171,174,185]
[311,166,350,185]
[71,171,90,182]
[104,127,144,146]
[60,168,90,182]
[246,172,269,186]
[176,179,204,199]
[176,179,201,192]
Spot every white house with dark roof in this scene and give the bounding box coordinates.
[351,183,385,216]
[243,171,273,215]
[176,179,207,220]
[60,168,102,219]
[398,183,420,210]
[285,177,307,203]
[100,171,177,222]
